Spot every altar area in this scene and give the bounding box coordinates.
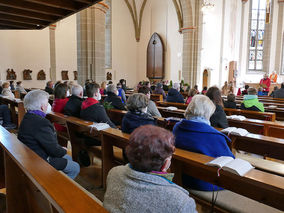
[246,83,281,94]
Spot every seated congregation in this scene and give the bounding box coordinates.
[0,78,284,213]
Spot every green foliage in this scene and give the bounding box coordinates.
[103,102,114,110]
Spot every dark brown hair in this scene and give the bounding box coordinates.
[227,93,235,102]
[54,83,68,99]
[206,86,223,107]
[126,125,175,172]
[138,86,150,95]
[86,82,100,98]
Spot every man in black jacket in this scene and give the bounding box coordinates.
[80,83,115,128]
[18,90,80,179]
[64,84,83,117]
[166,83,185,103]
[104,84,126,110]
[273,83,284,98]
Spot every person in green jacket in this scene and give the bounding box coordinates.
[241,87,264,112]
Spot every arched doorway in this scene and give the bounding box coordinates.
[202,69,209,88]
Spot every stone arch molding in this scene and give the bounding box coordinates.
[124,0,148,42]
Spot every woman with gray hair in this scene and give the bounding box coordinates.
[18,90,80,179]
[122,93,156,134]
[173,95,234,191]
[104,84,126,110]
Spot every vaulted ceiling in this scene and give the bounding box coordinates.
[0,0,102,30]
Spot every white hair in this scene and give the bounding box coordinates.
[173,83,180,90]
[24,90,49,111]
[106,84,117,93]
[71,84,83,97]
[185,95,216,120]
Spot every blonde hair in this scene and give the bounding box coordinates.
[184,95,216,120]
[188,89,197,97]
[2,82,9,88]
[101,81,107,89]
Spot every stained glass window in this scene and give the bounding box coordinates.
[248,0,266,71]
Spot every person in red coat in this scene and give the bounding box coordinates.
[52,83,69,131]
[259,74,271,96]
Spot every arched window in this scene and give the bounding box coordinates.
[248,0,267,72]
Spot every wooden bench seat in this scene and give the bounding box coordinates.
[100,128,284,211]
[188,189,282,213]
[0,126,107,213]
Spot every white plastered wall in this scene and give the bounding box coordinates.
[0,14,77,89]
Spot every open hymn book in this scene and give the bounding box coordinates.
[206,156,254,176]
[89,123,110,131]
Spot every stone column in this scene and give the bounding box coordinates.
[274,1,284,73]
[262,1,274,73]
[180,0,202,87]
[49,24,56,81]
[77,3,108,86]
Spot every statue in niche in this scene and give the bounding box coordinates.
[106,72,112,80]
[6,69,17,80]
[23,69,32,80]
[73,71,78,80]
[37,70,46,80]
[61,70,69,80]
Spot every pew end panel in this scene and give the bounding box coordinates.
[0,126,107,213]
[101,128,129,189]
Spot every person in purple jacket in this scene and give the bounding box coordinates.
[173,95,234,191]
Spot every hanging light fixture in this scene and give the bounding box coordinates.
[201,0,215,12]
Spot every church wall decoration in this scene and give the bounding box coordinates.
[106,72,112,80]
[61,70,69,80]
[23,69,32,80]
[6,69,16,80]
[73,71,78,80]
[37,70,46,80]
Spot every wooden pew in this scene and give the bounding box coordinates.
[225,108,276,121]
[100,128,284,211]
[150,94,163,102]
[227,118,284,136]
[156,101,188,109]
[0,96,26,127]
[46,112,70,147]
[0,126,107,213]
[156,101,276,121]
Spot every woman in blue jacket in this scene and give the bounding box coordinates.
[173,95,234,191]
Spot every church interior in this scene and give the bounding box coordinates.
[0,0,284,212]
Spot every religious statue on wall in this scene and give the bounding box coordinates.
[73,71,78,80]
[107,72,112,80]
[6,69,16,80]
[61,70,69,80]
[37,70,46,80]
[23,69,32,80]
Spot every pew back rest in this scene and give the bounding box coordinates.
[227,119,265,135]
[0,126,107,213]
[156,101,188,109]
[150,94,163,102]
[224,108,276,121]
[267,126,284,139]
